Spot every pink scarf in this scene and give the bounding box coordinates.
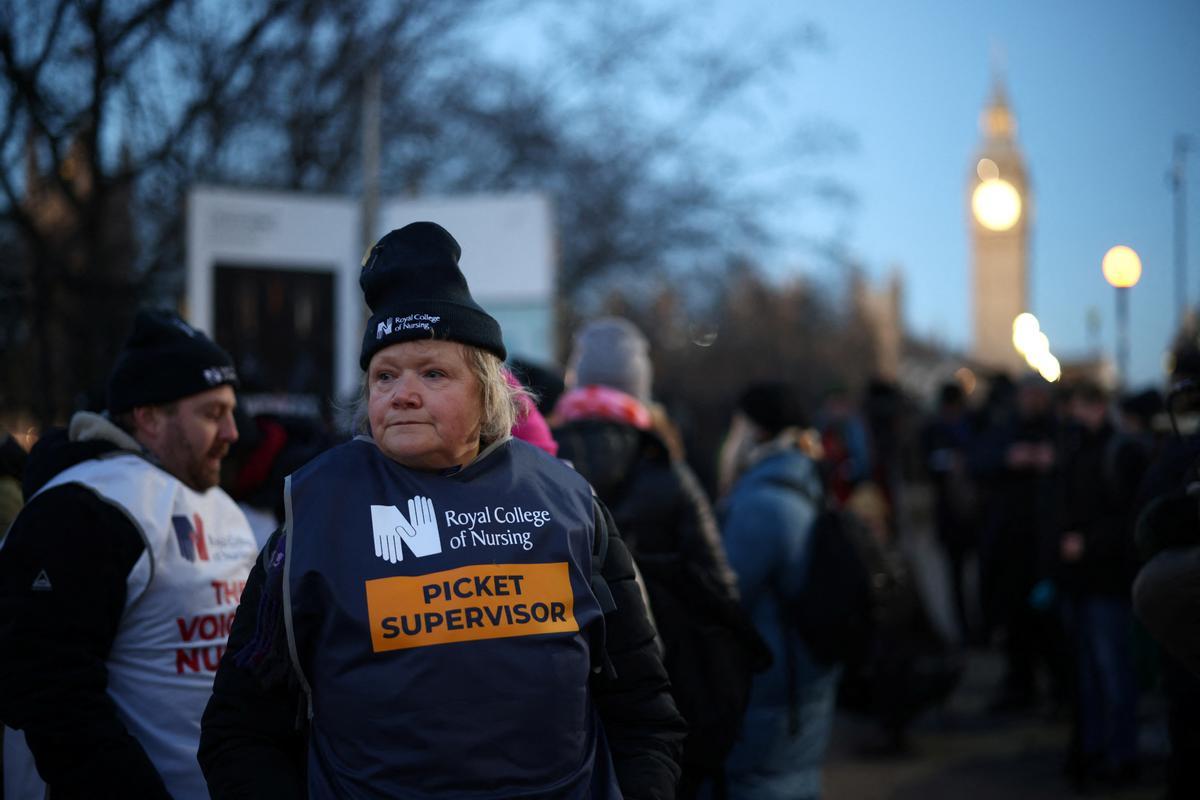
[553,385,653,430]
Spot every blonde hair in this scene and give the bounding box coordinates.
[466,346,527,444]
[354,343,527,447]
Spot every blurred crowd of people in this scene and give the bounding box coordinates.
[2,223,1198,800]
[812,358,1196,798]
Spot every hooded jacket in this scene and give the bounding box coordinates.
[721,446,829,707]
[720,444,839,800]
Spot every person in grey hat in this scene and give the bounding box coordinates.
[200,223,684,800]
[0,309,259,800]
[566,317,654,404]
[553,317,756,799]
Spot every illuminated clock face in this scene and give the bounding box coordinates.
[972,178,1022,231]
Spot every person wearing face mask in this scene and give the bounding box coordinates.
[552,317,762,799]
[198,222,684,800]
[0,310,258,799]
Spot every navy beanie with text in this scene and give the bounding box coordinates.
[359,222,506,369]
[107,309,238,414]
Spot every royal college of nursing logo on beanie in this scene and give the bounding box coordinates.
[375,313,442,340]
[203,365,238,385]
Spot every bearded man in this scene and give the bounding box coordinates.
[1,310,258,799]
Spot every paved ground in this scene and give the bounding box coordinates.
[822,525,1169,799]
[825,652,1161,796]
[824,649,1166,799]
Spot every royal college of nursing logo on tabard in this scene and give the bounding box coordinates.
[370,496,550,563]
[370,496,443,564]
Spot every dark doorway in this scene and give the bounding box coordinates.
[213,265,335,409]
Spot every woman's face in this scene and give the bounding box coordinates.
[367,340,483,471]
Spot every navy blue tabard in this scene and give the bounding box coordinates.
[284,437,621,799]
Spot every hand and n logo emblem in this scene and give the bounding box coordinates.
[371,496,441,564]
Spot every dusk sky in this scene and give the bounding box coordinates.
[736,0,1200,388]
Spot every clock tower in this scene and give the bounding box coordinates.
[969,77,1031,374]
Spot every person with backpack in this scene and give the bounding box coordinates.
[552,317,766,798]
[717,381,840,800]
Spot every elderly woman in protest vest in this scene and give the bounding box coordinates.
[199,222,684,800]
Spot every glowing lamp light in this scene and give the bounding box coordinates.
[1012,313,1040,354]
[1102,245,1142,289]
[972,178,1022,231]
[1011,312,1061,381]
[1035,353,1062,383]
[1027,350,1058,382]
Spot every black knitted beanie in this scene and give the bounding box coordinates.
[359,222,506,369]
[107,309,238,414]
[737,381,808,436]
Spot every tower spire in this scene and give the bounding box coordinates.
[981,46,1016,142]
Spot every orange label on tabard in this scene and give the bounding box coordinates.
[365,562,578,653]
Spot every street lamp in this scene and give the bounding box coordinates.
[1102,245,1142,385]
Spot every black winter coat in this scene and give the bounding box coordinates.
[0,426,172,798]
[1055,421,1148,596]
[553,419,738,601]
